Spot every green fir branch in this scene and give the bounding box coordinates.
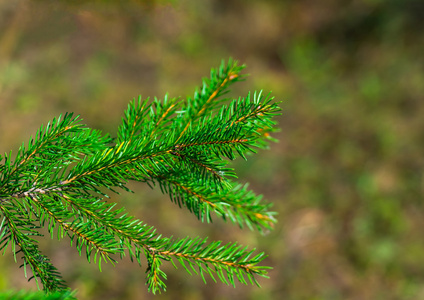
[0,290,76,300]
[0,59,281,295]
[0,201,67,291]
[152,170,276,232]
[176,58,246,141]
[146,237,270,294]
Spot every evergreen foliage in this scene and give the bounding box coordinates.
[0,290,76,300]
[0,59,281,295]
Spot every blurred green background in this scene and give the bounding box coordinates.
[1,0,424,299]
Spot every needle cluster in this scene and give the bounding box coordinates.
[0,59,281,294]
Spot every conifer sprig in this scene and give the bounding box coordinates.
[0,59,281,294]
[0,200,67,291]
[176,58,245,140]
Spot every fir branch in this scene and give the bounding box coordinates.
[144,237,270,294]
[175,59,245,141]
[28,194,122,266]
[0,201,67,291]
[0,59,280,295]
[0,290,76,300]
[0,113,111,200]
[153,170,276,232]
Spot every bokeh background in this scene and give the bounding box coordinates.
[1,0,424,299]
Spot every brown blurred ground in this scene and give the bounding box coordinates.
[1,0,424,299]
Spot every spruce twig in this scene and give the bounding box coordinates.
[0,59,281,294]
